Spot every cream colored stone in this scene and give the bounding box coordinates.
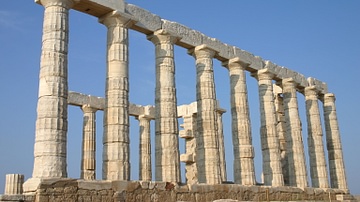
[256,69,284,186]
[323,93,348,190]
[80,105,97,180]
[282,78,308,187]
[305,86,329,188]
[137,115,152,181]
[189,45,221,184]
[225,58,255,185]
[4,174,24,195]
[100,11,134,181]
[273,83,289,186]
[216,108,227,182]
[148,29,181,182]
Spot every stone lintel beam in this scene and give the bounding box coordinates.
[68,91,104,110]
[74,0,125,18]
[307,77,328,96]
[57,1,331,92]
[68,91,155,118]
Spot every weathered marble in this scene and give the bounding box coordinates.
[189,45,221,184]
[305,86,329,188]
[80,105,97,180]
[256,69,284,186]
[282,78,308,187]
[99,11,134,180]
[225,58,256,185]
[137,115,152,181]
[322,93,348,190]
[273,83,289,186]
[28,1,77,190]
[4,174,24,195]
[148,29,181,182]
[216,108,227,182]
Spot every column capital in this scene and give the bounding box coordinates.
[99,11,136,28]
[324,93,336,103]
[188,44,218,59]
[35,0,79,8]
[222,57,248,70]
[304,86,319,98]
[137,114,153,121]
[81,105,97,113]
[147,29,180,45]
[282,77,298,88]
[256,68,274,81]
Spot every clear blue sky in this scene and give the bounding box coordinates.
[1,0,359,194]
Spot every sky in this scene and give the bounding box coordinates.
[1,0,360,195]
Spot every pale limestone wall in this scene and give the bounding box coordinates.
[2,179,354,202]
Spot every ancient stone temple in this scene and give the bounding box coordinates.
[0,0,355,201]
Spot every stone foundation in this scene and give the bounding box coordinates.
[0,179,355,202]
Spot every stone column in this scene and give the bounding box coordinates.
[323,93,348,189]
[305,86,329,188]
[4,174,24,195]
[99,11,134,180]
[138,115,152,181]
[256,69,284,186]
[216,108,227,182]
[282,78,308,187]
[80,105,97,180]
[273,85,289,185]
[226,58,256,185]
[148,30,180,182]
[189,45,221,184]
[28,0,77,187]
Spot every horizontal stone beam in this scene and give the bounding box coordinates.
[68,91,156,118]
[61,1,329,95]
[68,92,226,119]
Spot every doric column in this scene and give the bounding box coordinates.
[273,85,289,185]
[148,30,180,182]
[305,86,329,188]
[256,69,284,186]
[30,0,77,182]
[4,174,24,195]
[323,93,348,189]
[138,115,152,181]
[225,58,255,185]
[282,78,308,187]
[80,105,97,180]
[99,11,134,180]
[216,108,227,182]
[189,45,221,184]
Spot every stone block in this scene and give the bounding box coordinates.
[78,180,111,191]
[162,20,203,48]
[201,35,234,60]
[126,4,162,34]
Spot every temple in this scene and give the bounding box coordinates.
[0,0,354,201]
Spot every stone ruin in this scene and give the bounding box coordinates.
[0,0,356,201]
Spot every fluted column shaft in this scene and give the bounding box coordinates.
[282,78,308,187]
[80,105,97,180]
[227,59,255,185]
[189,45,221,184]
[4,174,24,195]
[138,115,152,181]
[100,12,133,180]
[305,86,329,188]
[256,69,284,186]
[32,0,77,179]
[148,30,180,182]
[273,88,289,185]
[323,93,348,189]
[217,109,227,182]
